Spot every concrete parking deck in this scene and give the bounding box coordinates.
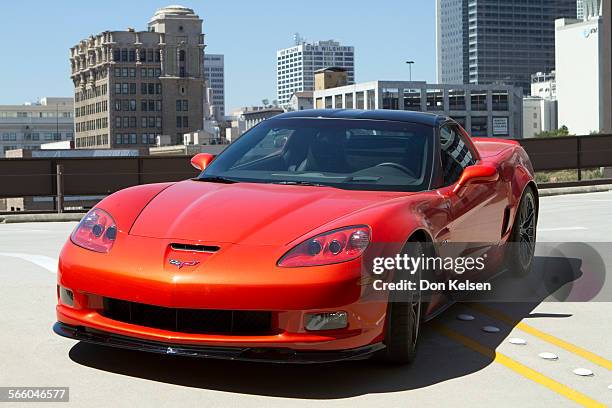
[0,191,611,407]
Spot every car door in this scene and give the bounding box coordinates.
[435,122,506,278]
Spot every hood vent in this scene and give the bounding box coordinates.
[170,243,220,253]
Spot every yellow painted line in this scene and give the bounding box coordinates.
[432,324,606,408]
[467,304,612,371]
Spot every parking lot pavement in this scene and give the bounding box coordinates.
[0,193,611,407]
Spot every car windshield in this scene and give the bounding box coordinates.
[200,118,434,192]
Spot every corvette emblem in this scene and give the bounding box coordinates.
[168,259,200,269]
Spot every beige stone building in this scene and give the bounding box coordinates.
[70,5,205,149]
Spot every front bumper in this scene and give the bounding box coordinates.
[57,238,390,357]
[53,322,385,363]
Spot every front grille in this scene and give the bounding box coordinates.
[101,297,273,335]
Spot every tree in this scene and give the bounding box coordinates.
[535,125,571,138]
[261,99,269,107]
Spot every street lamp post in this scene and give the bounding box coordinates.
[405,60,415,81]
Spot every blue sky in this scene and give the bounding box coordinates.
[0,1,436,111]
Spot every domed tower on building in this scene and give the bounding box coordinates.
[69,5,205,148]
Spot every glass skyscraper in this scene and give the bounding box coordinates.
[436,0,577,93]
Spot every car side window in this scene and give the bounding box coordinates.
[439,124,476,186]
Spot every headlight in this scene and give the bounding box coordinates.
[70,208,117,253]
[278,226,370,267]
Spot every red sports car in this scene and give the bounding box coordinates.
[54,110,538,364]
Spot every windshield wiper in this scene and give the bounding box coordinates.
[271,180,327,187]
[196,176,238,184]
[344,176,382,182]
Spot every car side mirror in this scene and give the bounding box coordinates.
[190,153,215,171]
[452,164,498,194]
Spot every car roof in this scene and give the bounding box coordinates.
[274,109,447,127]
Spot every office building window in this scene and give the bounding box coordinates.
[382,88,399,110]
[492,92,509,111]
[471,92,487,111]
[324,96,332,109]
[471,117,488,137]
[345,93,353,109]
[426,89,444,111]
[449,90,466,110]
[356,92,364,109]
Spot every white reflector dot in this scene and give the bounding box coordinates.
[508,337,527,345]
[457,314,475,321]
[538,352,559,360]
[572,368,594,377]
[482,325,500,333]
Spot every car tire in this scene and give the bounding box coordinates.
[508,187,537,277]
[377,240,423,364]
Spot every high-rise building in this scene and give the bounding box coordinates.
[277,38,354,107]
[203,54,225,118]
[435,0,467,84]
[435,0,576,91]
[578,0,603,21]
[0,97,74,156]
[577,0,585,20]
[556,8,605,134]
[603,0,611,133]
[69,5,205,148]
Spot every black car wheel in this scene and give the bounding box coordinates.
[377,240,423,364]
[508,187,537,276]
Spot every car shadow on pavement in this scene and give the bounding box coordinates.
[68,255,583,399]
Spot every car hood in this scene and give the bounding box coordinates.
[129,180,409,245]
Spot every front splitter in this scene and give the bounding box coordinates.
[53,322,384,364]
